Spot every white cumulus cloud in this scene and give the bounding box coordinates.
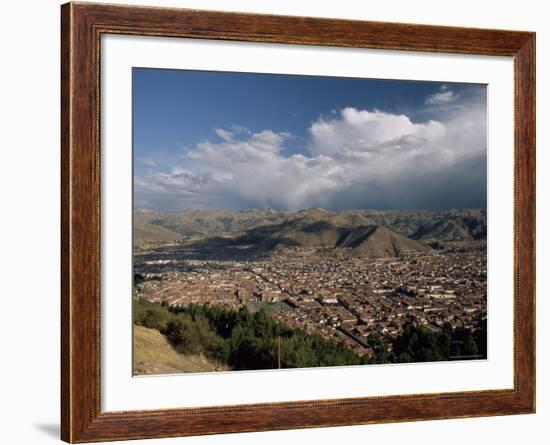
[134,104,486,212]
[309,107,446,156]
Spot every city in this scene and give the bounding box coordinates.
[134,238,486,360]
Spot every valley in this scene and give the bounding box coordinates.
[134,208,487,363]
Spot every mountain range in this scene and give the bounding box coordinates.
[134,208,487,257]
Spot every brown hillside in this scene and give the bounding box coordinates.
[134,223,183,242]
[133,325,229,375]
[336,225,429,257]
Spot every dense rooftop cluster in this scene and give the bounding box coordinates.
[134,240,486,359]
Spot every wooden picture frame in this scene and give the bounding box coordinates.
[61,2,535,442]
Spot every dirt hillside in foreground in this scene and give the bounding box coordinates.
[133,325,229,375]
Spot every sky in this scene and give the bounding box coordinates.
[133,68,487,212]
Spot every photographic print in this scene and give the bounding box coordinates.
[61,5,535,440]
[132,68,488,375]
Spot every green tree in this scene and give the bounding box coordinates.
[367,333,392,364]
[165,317,202,354]
[393,324,451,363]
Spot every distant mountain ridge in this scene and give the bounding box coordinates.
[134,208,290,240]
[134,207,487,244]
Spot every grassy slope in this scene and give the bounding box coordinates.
[134,223,183,242]
[133,325,229,375]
